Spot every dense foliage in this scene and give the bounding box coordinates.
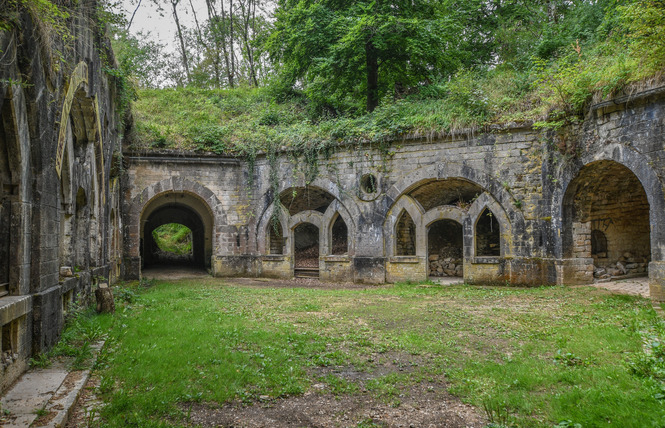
[122,0,665,153]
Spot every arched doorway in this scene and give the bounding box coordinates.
[140,191,213,273]
[294,222,319,278]
[562,160,650,282]
[428,219,463,277]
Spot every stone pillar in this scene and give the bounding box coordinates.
[649,261,665,302]
[123,256,141,280]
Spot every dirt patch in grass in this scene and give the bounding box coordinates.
[229,277,374,290]
[181,381,485,427]
[66,375,104,428]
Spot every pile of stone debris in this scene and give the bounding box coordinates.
[594,252,649,280]
[429,252,463,277]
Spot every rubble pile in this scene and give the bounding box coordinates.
[594,252,649,280]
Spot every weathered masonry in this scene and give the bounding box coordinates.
[122,86,665,299]
[0,1,122,390]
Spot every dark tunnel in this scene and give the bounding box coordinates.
[141,204,208,268]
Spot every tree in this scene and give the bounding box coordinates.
[112,30,167,88]
[268,0,479,113]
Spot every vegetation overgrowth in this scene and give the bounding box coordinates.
[124,0,665,155]
[29,306,112,371]
[152,223,193,255]
[93,279,665,427]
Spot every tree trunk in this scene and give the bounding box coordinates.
[365,40,379,112]
[220,0,234,88]
[229,0,236,86]
[95,286,115,313]
[171,0,191,84]
[205,0,222,88]
[239,0,258,86]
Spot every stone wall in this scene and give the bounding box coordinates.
[0,0,121,391]
[122,86,665,298]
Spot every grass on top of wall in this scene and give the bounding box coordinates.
[128,28,665,157]
[93,278,665,427]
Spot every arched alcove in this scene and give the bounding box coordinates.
[395,210,416,256]
[428,219,463,277]
[140,191,214,271]
[476,208,500,257]
[562,160,650,280]
[280,186,335,216]
[407,178,483,212]
[268,220,284,255]
[74,187,89,268]
[293,222,320,277]
[330,214,348,255]
[0,98,17,294]
[109,208,120,280]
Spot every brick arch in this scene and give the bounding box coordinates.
[323,200,355,256]
[254,180,361,254]
[257,203,290,255]
[126,178,226,262]
[384,195,425,257]
[467,192,513,257]
[255,178,362,230]
[0,84,31,295]
[552,144,665,261]
[385,162,524,234]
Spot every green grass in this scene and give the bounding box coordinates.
[152,223,192,255]
[95,279,665,427]
[30,306,113,370]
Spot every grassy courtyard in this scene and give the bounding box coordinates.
[91,278,665,427]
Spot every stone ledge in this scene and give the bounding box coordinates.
[389,256,422,264]
[0,295,32,325]
[471,257,501,264]
[261,255,287,262]
[60,277,78,293]
[323,255,350,263]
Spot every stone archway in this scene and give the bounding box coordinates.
[140,191,214,271]
[561,160,651,284]
[126,178,224,279]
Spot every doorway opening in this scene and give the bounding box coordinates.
[428,220,463,277]
[294,222,319,278]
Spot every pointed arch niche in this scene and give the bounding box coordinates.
[475,208,501,257]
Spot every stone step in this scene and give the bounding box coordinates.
[294,268,319,278]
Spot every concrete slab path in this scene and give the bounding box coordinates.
[0,341,103,428]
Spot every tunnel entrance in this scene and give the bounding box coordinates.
[563,160,650,281]
[294,222,319,278]
[140,192,213,273]
[428,220,463,277]
[143,205,206,268]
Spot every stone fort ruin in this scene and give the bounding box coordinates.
[1,0,665,393]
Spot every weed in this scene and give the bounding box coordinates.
[29,353,52,369]
[553,350,588,367]
[323,374,359,396]
[555,421,582,428]
[114,285,139,303]
[33,407,48,417]
[482,397,512,426]
[357,417,384,427]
